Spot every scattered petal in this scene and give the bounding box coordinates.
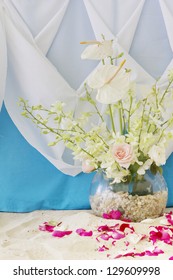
[114,247,164,259]
[169,256,173,260]
[112,230,125,240]
[39,222,56,232]
[149,226,172,245]
[145,247,164,256]
[97,225,116,232]
[99,233,111,241]
[103,210,122,220]
[98,245,109,252]
[52,230,72,238]
[119,223,134,233]
[165,212,173,226]
[124,241,130,246]
[114,251,135,259]
[76,228,93,237]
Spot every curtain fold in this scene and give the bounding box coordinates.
[1,0,173,175]
[0,2,7,110]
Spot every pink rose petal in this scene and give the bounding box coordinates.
[165,212,173,226]
[97,225,114,232]
[52,230,72,238]
[99,233,111,241]
[112,230,125,240]
[76,228,93,236]
[149,226,172,245]
[39,222,55,232]
[114,247,164,259]
[112,143,134,169]
[114,252,135,259]
[119,223,134,233]
[169,256,173,260]
[145,247,164,256]
[102,210,132,222]
[98,245,109,252]
[103,210,122,220]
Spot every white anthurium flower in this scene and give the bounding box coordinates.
[148,144,166,166]
[80,40,114,60]
[87,62,130,104]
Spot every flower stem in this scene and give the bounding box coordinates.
[118,101,123,134]
[128,95,133,132]
[84,85,111,133]
[108,104,116,133]
[160,78,173,105]
[21,101,96,160]
[138,98,147,150]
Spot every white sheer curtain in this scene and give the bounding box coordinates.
[0,2,7,109]
[0,0,173,175]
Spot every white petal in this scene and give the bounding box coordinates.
[87,65,120,89]
[81,40,113,60]
[96,73,129,104]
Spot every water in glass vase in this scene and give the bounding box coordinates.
[89,170,168,222]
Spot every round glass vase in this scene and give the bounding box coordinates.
[89,170,168,222]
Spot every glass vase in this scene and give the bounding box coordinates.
[89,169,168,222]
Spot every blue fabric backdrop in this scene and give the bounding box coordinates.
[0,0,173,212]
[0,104,94,211]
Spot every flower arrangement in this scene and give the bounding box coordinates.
[19,37,173,185]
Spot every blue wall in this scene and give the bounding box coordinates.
[0,0,172,212]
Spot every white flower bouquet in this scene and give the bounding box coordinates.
[19,37,173,186]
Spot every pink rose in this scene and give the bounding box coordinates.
[112,143,134,168]
[82,160,95,173]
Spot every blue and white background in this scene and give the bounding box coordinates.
[0,0,173,212]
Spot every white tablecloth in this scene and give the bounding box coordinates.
[0,209,173,260]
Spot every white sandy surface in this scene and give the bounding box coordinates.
[0,209,173,260]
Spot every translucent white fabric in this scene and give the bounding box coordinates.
[0,0,173,175]
[0,3,7,109]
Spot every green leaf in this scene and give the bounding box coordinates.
[21,111,27,117]
[48,142,57,146]
[150,163,158,175]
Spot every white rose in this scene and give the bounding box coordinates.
[148,145,166,166]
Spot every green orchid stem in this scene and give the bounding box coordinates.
[108,104,116,133]
[118,101,123,134]
[22,101,96,160]
[160,78,173,105]
[84,85,111,133]
[138,98,147,150]
[128,95,133,132]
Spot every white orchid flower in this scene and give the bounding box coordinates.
[87,60,130,104]
[80,39,113,60]
[137,159,153,175]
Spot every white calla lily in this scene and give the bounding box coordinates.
[80,40,113,60]
[87,63,130,104]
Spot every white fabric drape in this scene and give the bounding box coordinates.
[1,0,173,175]
[0,2,7,109]
[2,0,82,175]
